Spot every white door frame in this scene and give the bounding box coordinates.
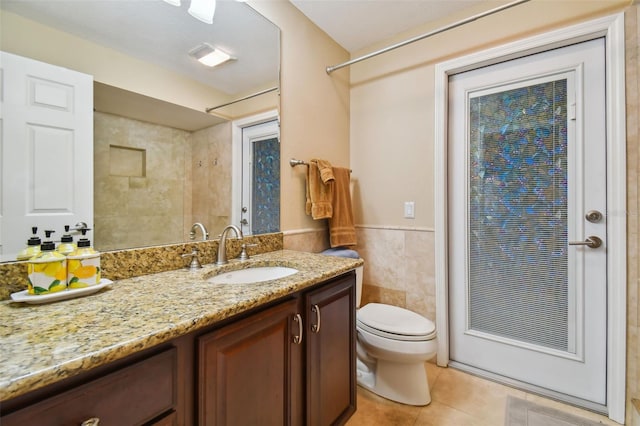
[434,14,627,422]
[231,110,279,229]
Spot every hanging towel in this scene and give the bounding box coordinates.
[305,160,333,220]
[328,167,357,247]
[313,159,335,183]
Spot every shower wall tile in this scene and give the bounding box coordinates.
[94,112,189,251]
[94,113,231,252]
[190,122,232,239]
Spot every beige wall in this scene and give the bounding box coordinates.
[350,0,628,228]
[248,1,351,237]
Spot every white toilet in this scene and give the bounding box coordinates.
[353,265,437,406]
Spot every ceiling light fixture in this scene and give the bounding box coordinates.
[188,0,216,24]
[189,43,233,68]
[162,0,181,6]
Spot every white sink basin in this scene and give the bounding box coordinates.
[207,266,299,284]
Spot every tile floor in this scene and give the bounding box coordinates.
[346,363,619,426]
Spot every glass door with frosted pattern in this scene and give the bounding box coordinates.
[448,39,607,407]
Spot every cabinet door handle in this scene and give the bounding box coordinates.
[311,304,321,333]
[293,313,303,344]
[81,418,100,426]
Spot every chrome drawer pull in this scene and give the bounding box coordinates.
[81,418,100,426]
[311,304,321,333]
[293,314,303,344]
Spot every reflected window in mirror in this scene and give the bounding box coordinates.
[241,120,280,235]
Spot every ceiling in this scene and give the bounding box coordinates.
[289,0,485,53]
[0,0,280,96]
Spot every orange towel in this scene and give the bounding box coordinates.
[313,159,335,183]
[306,160,333,220]
[328,167,357,247]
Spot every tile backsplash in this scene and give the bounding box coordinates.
[0,232,283,300]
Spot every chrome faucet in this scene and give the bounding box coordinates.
[189,222,209,241]
[181,247,202,270]
[216,225,243,265]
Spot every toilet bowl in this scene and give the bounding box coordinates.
[320,250,438,406]
[330,259,436,406]
[356,301,437,406]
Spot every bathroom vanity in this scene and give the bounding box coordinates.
[0,250,362,425]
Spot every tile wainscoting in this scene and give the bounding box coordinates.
[283,226,436,321]
[355,226,436,321]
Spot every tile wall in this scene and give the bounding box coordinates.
[190,121,233,237]
[282,226,436,321]
[626,4,640,423]
[93,112,233,251]
[94,112,191,251]
[355,227,435,321]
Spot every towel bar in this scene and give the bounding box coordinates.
[290,158,351,172]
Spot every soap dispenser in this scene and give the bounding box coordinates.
[57,225,77,256]
[16,227,42,261]
[27,230,67,295]
[67,229,101,289]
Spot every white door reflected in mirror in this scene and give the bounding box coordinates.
[0,52,94,262]
[233,112,280,236]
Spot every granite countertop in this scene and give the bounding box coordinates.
[0,250,363,402]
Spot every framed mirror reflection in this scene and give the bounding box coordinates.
[0,0,281,262]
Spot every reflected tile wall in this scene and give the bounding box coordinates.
[190,122,232,239]
[94,112,189,251]
[94,113,232,252]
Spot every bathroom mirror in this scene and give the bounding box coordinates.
[0,0,280,262]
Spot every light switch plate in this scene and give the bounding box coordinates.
[404,201,415,219]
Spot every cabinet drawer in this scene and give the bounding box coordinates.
[2,347,177,426]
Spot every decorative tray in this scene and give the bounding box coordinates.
[11,279,113,304]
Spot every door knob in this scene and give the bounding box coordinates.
[585,210,603,223]
[569,236,602,248]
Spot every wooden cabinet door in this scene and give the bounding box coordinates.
[305,273,357,426]
[197,298,303,426]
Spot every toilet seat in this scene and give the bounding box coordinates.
[357,303,436,342]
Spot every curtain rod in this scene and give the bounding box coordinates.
[206,86,279,113]
[326,0,530,74]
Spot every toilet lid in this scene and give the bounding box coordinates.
[357,303,436,338]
